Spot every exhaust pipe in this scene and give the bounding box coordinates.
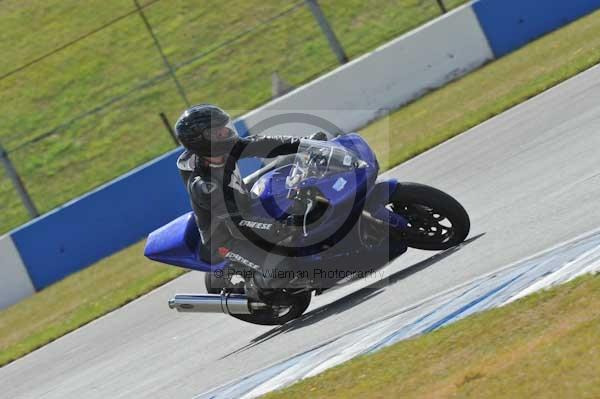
[168,293,252,315]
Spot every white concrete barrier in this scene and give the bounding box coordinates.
[0,234,35,309]
[241,4,494,137]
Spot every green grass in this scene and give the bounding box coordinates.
[0,0,466,234]
[263,274,600,399]
[1,5,600,369]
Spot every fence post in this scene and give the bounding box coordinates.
[133,0,191,107]
[159,112,179,146]
[436,0,448,14]
[305,0,348,65]
[0,144,39,219]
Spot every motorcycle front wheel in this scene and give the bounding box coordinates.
[390,182,470,250]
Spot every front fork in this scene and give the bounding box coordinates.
[362,180,410,240]
[361,207,409,241]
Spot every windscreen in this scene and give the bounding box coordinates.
[286,139,364,189]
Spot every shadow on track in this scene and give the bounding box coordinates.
[221,233,485,359]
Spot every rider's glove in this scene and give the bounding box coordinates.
[309,131,328,141]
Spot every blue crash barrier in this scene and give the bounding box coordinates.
[10,148,191,290]
[473,0,600,57]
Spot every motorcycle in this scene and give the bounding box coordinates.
[144,133,470,325]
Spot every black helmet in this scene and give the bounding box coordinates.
[174,104,239,156]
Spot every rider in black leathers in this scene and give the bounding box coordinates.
[175,104,325,295]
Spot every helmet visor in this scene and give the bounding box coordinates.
[202,122,238,142]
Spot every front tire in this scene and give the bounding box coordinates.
[390,182,470,250]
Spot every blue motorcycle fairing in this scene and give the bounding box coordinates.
[250,133,378,220]
[144,212,227,272]
[144,133,408,274]
[333,133,379,172]
[249,164,295,220]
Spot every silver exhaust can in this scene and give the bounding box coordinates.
[168,293,251,315]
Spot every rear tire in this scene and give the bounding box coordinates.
[207,266,311,325]
[232,291,311,326]
[204,272,220,294]
[390,182,470,250]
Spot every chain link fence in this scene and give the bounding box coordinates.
[0,0,467,233]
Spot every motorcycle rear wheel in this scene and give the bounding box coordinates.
[232,291,312,325]
[390,182,470,250]
[204,272,221,294]
[206,267,311,325]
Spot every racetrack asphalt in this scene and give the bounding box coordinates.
[1,64,600,399]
